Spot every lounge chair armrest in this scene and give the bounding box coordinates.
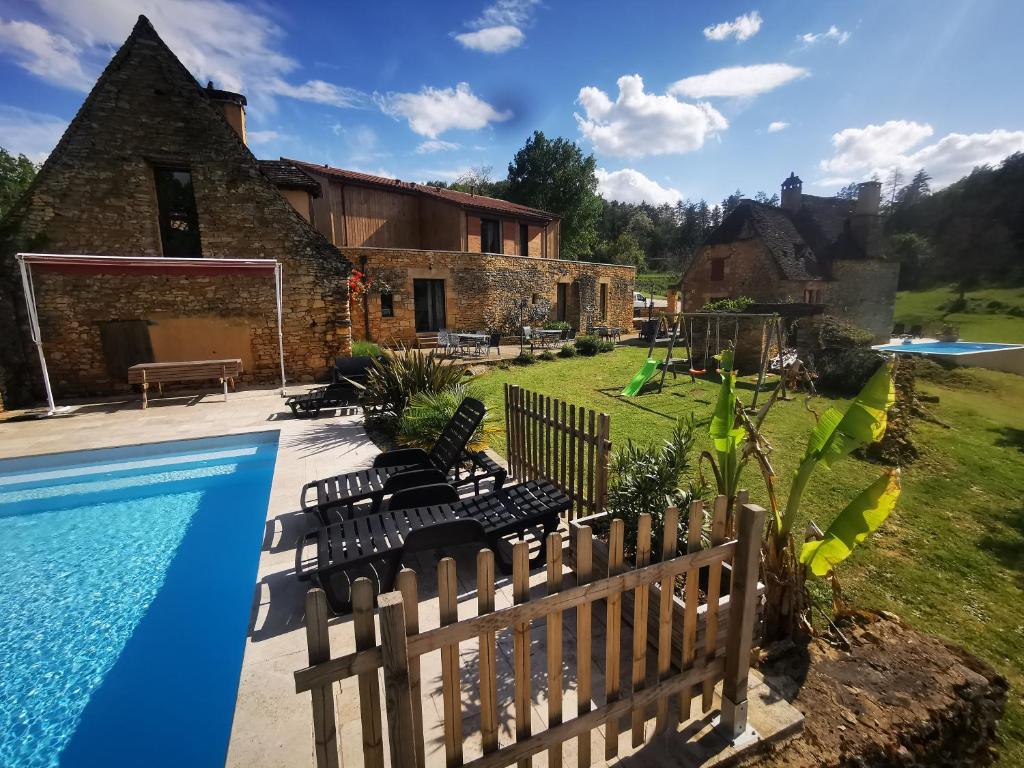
[381,467,447,494]
[373,447,430,468]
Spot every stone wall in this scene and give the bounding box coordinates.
[825,260,900,342]
[343,247,634,344]
[0,18,350,405]
[682,240,810,310]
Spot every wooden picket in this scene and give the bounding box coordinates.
[504,384,610,520]
[296,501,767,768]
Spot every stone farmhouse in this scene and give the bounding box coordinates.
[268,160,633,345]
[681,173,899,341]
[0,16,633,408]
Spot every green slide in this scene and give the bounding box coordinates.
[621,358,660,397]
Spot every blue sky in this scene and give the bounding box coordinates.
[2,0,1023,205]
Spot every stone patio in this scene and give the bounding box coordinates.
[0,385,801,767]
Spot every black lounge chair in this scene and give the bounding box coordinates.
[285,383,355,418]
[332,355,373,385]
[296,479,569,613]
[300,397,505,524]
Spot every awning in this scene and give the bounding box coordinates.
[16,253,287,414]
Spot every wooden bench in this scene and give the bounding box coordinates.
[127,359,243,408]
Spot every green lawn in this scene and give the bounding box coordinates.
[470,345,1024,764]
[895,284,1024,343]
[636,271,677,301]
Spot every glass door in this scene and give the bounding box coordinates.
[413,279,447,332]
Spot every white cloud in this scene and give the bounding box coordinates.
[246,129,286,145]
[595,168,682,205]
[0,18,93,91]
[0,105,68,161]
[416,139,460,154]
[799,25,850,45]
[767,121,789,133]
[703,11,762,42]
[454,26,524,53]
[453,0,538,53]
[575,74,727,158]
[376,83,511,138]
[818,120,1024,187]
[669,63,808,99]
[0,1,364,113]
[349,167,396,179]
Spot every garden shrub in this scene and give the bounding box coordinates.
[701,296,754,313]
[538,350,557,361]
[359,348,466,421]
[543,320,572,331]
[397,384,490,451]
[597,338,615,353]
[351,339,381,357]
[574,335,600,356]
[607,417,700,558]
[812,316,884,395]
[558,343,576,358]
[514,351,537,365]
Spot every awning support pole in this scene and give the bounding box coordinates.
[17,256,57,414]
[275,262,287,395]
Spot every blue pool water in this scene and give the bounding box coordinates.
[874,340,1024,355]
[0,432,278,768]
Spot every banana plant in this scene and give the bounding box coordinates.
[702,349,746,508]
[776,361,895,540]
[799,468,901,577]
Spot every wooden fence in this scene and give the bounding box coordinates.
[294,501,766,768]
[504,384,611,521]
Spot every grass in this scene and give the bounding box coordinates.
[895,284,1024,343]
[469,343,1024,765]
[636,271,677,301]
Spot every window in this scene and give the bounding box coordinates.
[556,283,567,321]
[710,257,725,281]
[519,223,529,256]
[413,279,446,332]
[154,167,202,257]
[599,283,608,320]
[480,218,502,254]
[380,292,394,317]
[803,288,822,304]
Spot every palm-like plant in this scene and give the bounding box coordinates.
[397,384,494,452]
[349,348,467,419]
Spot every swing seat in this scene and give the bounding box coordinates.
[688,368,707,376]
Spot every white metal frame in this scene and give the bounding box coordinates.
[16,253,287,414]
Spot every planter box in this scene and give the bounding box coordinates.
[567,512,764,666]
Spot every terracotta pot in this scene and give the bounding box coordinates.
[567,512,764,664]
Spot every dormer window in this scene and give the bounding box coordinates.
[154,167,202,257]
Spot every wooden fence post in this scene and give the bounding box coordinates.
[397,569,426,768]
[505,384,514,479]
[379,591,419,768]
[721,503,766,739]
[352,579,385,768]
[595,412,611,515]
[304,589,339,768]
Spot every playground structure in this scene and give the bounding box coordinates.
[622,311,794,399]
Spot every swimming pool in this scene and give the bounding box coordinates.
[874,340,1024,355]
[0,432,278,768]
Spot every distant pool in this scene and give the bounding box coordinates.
[0,432,278,767]
[874,341,1024,355]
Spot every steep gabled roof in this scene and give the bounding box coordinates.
[257,160,321,194]
[704,200,825,280]
[286,159,559,222]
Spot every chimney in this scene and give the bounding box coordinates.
[205,81,247,145]
[781,171,803,212]
[855,179,881,215]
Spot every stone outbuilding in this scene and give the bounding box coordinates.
[0,16,351,407]
[681,173,899,341]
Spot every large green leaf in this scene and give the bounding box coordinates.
[799,469,901,577]
[803,362,895,469]
[708,349,744,496]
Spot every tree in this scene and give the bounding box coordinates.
[885,232,932,289]
[895,168,931,207]
[594,232,646,269]
[835,182,860,200]
[883,168,904,210]
[505,131,602,260]
[721,189,743,215]
[753,190,779,206]
[0,147,36,219]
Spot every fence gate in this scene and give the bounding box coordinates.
[504,384,610,520]
[295,501,766,768]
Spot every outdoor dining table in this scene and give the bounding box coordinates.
[455,332,488,356]
[534,329,562,347]
[592,325,622,341]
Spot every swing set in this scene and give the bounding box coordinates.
[620,311,792,398]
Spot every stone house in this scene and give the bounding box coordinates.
[681,173,899,341]
[277,162,634,344]
[0,16,351,406]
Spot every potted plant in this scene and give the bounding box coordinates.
[938,323,959,342]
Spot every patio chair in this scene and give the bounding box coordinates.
[300,397,506,524]
[286,384,354,418]
[332,355,373,386]
[521,326,533,352]
[296,479,569,613]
